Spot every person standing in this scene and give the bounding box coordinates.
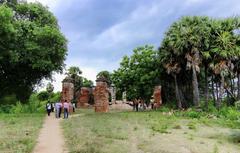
[72,102,76,112]
[46,101,52,116]
[51,103,54,112]
[55,102,58,118]
[63,100,70,119]
[58,102,62,118]
[55,102,61,118]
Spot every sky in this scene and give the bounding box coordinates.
[27,0,240,91]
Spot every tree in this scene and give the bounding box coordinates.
[160,16,213,107]
[0,2,67,102]
[64,66,83,103]
[112,45,160,104]
[82,78,93,87]
[96,70,112,86]
[65,66,83,91]
[37,91,49,101]
[209,18,240,108]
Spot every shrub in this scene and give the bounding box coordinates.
[0,104,13,113]
[235,101,240,111]
[184,109,201,119]
[37,91,49,101]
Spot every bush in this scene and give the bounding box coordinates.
[157,106,171,112]
[37,91,49,101]
[0,94,18,105]
[184,110,201,119]
[0,104,13,113]
[235,101,240,111]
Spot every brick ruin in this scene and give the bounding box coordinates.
[61,77,74,112]
[93,78,109,112]
[153,85,162,108]
[61,77,74,103]
[77,87,90,108]
[61,77,162,112]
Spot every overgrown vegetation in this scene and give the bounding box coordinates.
[63,109,240,153]
[112,16,240,111]
[0,92,60,113]
[0,113,44,153]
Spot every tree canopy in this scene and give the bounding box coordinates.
[112,45,160,103]
[0,1,67,103]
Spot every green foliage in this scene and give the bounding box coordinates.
[82,78,93,87]
[46,82,54,93]
[10,94,46,113]
[184,109,202,119]
[64,66,83,91]
[0,91,61,114]
[0,2,67,102]
[112,45,160,102]
[218,107,240,120]
[37,91,49,101]
[235,101,240,110]
[97,70,112,86]
[49,92,61,102]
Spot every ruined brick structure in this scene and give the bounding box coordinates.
[153,85,162,108]
[77,87,90,108]
[93,78,109,112]
[61,76,74,112]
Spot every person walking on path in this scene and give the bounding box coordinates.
[46,101,52,116]
[63,100,70,119]
[55,102,60,118]
[55,101,62,118]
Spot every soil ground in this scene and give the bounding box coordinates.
[33,114,68,153]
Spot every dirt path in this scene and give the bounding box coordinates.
[33,114,68,153]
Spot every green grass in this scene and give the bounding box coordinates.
[62,109,240,153]
[0,114,44,153]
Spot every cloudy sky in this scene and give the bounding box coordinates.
[27,0,240,91]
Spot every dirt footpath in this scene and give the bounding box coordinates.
[33,114,68,153]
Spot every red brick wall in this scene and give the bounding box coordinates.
[94,81,109,112]
[77,87,90,108]
[153,86,162,108]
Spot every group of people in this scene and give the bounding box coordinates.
[46,100,76,119]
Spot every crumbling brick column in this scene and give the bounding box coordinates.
[61,77,74,112]
[77,87,90,108]
[153,85,162,108]
[94,79,109,112]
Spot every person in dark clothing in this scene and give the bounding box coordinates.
[133,99,139,112]
[51,103,54,112]
[46,101,52,116]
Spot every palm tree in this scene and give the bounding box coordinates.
[209,18,238,108]
[161,16,212,107]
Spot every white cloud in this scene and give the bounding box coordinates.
[26,0,59,11]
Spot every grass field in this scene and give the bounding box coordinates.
[62,109,240,153]
[0,114,44,153]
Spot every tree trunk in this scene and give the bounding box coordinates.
[211,75,216,104]
[238,71,240,100]
[204,65,209,110]
[216,81,219,107]
[230,74,234,95]
[217,75,225,109]
[173,74,182,109]
[192,66,200,107]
